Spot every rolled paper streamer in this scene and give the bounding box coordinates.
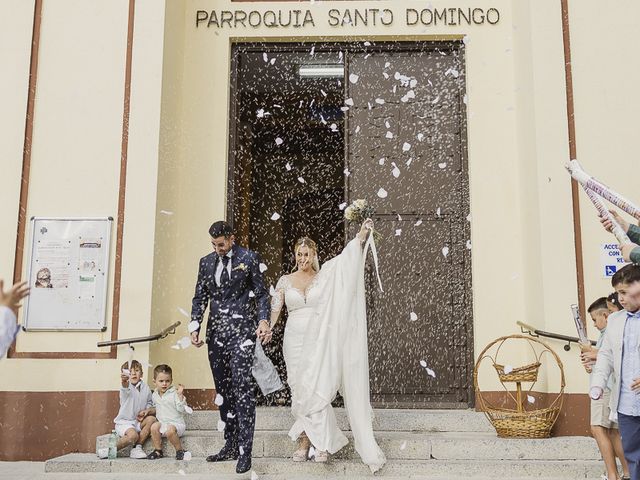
[567,160,640,220]
[583,186,631,244]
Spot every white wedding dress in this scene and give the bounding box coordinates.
[272,236,386,473]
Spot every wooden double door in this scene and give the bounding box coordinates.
[229,42,473,408]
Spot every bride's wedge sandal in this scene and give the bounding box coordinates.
[313,450,329,463]
[292,434,311,462]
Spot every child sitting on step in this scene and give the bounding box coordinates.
[147,364,188,460]
[111,359,157,459]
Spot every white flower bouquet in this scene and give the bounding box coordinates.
[344,199,381,244]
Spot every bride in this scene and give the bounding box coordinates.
[263,219,386,473]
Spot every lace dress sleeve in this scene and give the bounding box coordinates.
[270,276,288,328]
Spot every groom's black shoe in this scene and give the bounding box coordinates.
[235,455,251,474]
[206,443,239,462]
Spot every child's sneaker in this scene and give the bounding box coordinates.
[97,448,108,459]
[130,444,147,459]
[147,449,164,460]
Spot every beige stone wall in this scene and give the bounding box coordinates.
[1,0,637,397]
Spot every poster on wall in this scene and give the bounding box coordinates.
[23,217,113,331]
[600,242,628,278]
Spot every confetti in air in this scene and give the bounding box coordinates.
[527,395,535,404]
[419,360,427,368]
[415,220,423,226]
[375,98,385,104]
[466,240,472,250]
[339,202,347,210]
[275,137,283,146]
[377,188,388,199]
[392,164,400,178]
[402,142,411,152]
[160,210,174,216]
[345,98,354,106]
[187,321,199,333]
[285,162,292,171]
[442,246,449,257]
[349,73,360,84]
[438,162,447,169]
[386,131,394,139]
[298,176,306,184]
[395,229,402,236]
[215,393,224,406]
[259,263,268,273]
[270,212,281,221]
[217,420,226,432]
[248,291,255,298]
[410,312,418,321]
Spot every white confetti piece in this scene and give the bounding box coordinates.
[187,321,200,333]
[377,188,388,199]
[339,202,347,210]
[384,61,391,68]
[400,441,407,450]
[385,131,394,139]
[392,164,400,178]
[345,98,354,106]
[385,120,391,128]
[344,168,351,176]
[419,360,427,368]
[414,220,422,226]
[239,446,245,455]
[379,158,386,165]
[340,106,349,112]
[270,212,280,221]
[319,114,326,125]
[275,137,283,146]
[445,68,460,78]
[184,405,193,415]
[215,393,224,406]
[240,339,254,349]
[402,142,411,152]
[363,41,371,46]
[248,290,255,298]
[308,446,316,459]
[410,79,418,88]
[217,420,226,432]
[467,213,472,222]
[227,412,236,419]
[426,368,436,378]
[297,176,305,184]
[232,314,243,319]
[310,46,315,56]
[263,53,268,62]
[417,133,424,141]
[504,365,514,374]
[406,158,413,166]
[432,96,440,104]
[463,94,468,105]
[285,162,292,171]
[256,108,266,118]
[177,307,190,318]
[410,312,418,321]
[527,395,535,404]
[183,451,192,461]
[160,210,174,216]
[220,308,229,314]
[330,123,338,132]
[355,125,361,134]
[270,58,276,65]
[349,73,360,84]
[442,246,449,257]
[438,162,447,169]
[259,263,267,273]
[383,72,389,79]
[436,207,441,217]
[466,240,472,250]
[463,35,470,44]
[321,89,327,97]
[375,98,385,104]
[395,229,402,236]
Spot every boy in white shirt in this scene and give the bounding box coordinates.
[113,360,156,459]
[147,364,188,460]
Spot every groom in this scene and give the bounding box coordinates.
[190,221,271,474]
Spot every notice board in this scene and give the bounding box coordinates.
[23,217,113,331]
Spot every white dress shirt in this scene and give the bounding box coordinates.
[215,250,233,287]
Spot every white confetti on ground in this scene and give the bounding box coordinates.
[463,94,468,105]
[406,158,413,166]
[349,73,360,84]
[177,307,190,318]
[187,321,199,333]
[402,142,411,152]
[442,246,449,257]
[504,365,514,374]
[270,212,281,221]
[363,41,371,46]
[220,308,229,314]
[419,360,427,368]
[217,420,226,432]
[259,263,268,273]
[160,210,174,216]
[321,89,327,98]
[377,188,388,199]
[339,202,347,210]
[385,120,391,128]
[297,176,305,184]
[466,240,472,250]
[183,451,192,461]
[527,395,535,404]
[438,162,447,169]
[383,72,389,79]
[215,393,224,406]
[410,312,418,321]
[414,220,422,226]
[256,108,266,118]
[275,137,283,146]
[385,131,394,139]
[400,441,407,450]
[395,229,402,236]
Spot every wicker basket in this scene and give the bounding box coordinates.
[474,335,565,439]
[493,362,541,383]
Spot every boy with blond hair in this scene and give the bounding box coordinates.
[113,359,156,459]
[147,364,188,460]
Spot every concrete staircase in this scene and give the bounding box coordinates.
[45,408,605,478]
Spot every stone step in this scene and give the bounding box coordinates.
[45,454,605,478]
[96,430,601,461]
[186,407,494,433]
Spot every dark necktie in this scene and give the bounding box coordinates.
[220,255,230,286]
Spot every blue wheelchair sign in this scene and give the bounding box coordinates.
[605,265,617,277]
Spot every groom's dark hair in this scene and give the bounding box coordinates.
[209,221,234,238]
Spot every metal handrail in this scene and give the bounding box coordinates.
[97,321,181,348]
[517,321,596,351]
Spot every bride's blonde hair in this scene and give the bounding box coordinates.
[294,237,320,272]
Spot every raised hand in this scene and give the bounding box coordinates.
[601,210,629,234]
[358,218,374,242]
[0,280,29,310]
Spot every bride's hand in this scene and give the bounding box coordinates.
[358,218,374,241]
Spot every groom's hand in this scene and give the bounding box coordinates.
[256,320,272,344]
[190,331,204,348]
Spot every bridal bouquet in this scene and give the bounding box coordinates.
[344,199,381,244]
